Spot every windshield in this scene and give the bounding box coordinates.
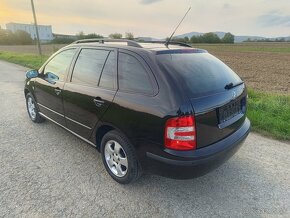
[157,53,242,97]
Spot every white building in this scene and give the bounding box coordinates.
[6,22,53,42]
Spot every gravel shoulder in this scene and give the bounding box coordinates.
[0,60,289,217]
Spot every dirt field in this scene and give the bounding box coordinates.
[198,43,290,94]
[211,50,290,94]
[0,43,289,94]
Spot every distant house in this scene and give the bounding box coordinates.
[6,22,53,42]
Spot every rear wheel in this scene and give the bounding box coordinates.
[101,130,141,184]
[26,93,45,123]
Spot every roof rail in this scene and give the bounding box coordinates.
[140,41,192,48]
[72,38,143,48]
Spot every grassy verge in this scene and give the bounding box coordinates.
[0,51,48,69]
[0,51,289,141]
[247,89,290,141]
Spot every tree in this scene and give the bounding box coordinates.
[222,32,235,43]
[76,31,85,40]
[190,35,201,43]
[172,37,188,43]
[14,30,33,45]
[109,33,122,39]
[0,29,33,45]
[125,32,134,40]
[76,32,103,40]
[201,32,221,43]
[85,33,103,39]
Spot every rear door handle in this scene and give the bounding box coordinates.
[93,98,105,107]
[54,88,62,95]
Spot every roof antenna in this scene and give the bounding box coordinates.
[165,7,191,47]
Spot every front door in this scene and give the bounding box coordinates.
[34,48,77,126]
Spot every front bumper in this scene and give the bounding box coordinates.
[144,118,251,179]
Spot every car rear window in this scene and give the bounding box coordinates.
[157,53,242,97]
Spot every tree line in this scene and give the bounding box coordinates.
[0,28,135,45]
[172,32,235,44]
[51,32,134,44]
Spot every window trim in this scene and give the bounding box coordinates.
[98,50,118,91]
[40,47,78,83]
[69,47,117,90]
[117,50,158,96]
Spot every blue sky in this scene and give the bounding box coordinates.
[1,0,289,37]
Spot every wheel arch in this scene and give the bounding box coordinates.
[94,124,115,151]
[24,88,30,97]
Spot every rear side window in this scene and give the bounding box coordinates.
[44,49,76,82]
[99,51,116,90]
[72,49,109,86]
[157,53,242,97]
[118,52,153,94]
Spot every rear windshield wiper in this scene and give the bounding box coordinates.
[224,81,244,90]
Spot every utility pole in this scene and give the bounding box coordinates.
[30,0,42,56]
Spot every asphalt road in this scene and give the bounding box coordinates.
[0,60,289,218]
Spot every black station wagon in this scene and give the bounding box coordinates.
[24,39,250,184]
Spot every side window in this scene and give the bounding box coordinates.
[118,52,153,94]
[72,49,109,86]
[44,49,76,83]
[99,51,116,89]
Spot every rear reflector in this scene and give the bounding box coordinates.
[164,115,196,151]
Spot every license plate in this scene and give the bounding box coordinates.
[218,100,242,123]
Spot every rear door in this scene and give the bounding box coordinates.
[34,48,77,126]
[62,47,117,139]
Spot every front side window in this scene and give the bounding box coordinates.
[72,49,109,86]
[118,52,153,94]
[44,49,76,83]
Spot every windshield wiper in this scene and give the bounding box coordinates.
[224,81,244,90]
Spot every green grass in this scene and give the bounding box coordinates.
[0,50,289,141]
[0,51,48,69]
[247,89,290,141]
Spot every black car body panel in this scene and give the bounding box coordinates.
[143,118,250,179]
[24,40,251,179]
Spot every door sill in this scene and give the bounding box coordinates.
[39,112,97,147]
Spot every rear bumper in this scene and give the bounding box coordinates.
[143,118,251,179]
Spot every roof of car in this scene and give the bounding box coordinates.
[68,39,207,54]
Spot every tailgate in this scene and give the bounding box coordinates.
[191,85,247,148]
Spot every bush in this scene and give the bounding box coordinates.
[125,32,134,40]
[0,29,33,45]
[76,32,104,40]
[109,33,123,39]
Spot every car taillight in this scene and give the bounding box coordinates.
[164,115,196,151]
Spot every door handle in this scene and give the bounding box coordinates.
[93,98,105,107]
[54,88,62,95]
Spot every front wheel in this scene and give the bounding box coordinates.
[26,93,45,123]
[101,130,142,184]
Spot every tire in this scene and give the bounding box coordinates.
[25,93,45,123]
[101,130,142,184]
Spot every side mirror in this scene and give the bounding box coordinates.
[26,70,39,79]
